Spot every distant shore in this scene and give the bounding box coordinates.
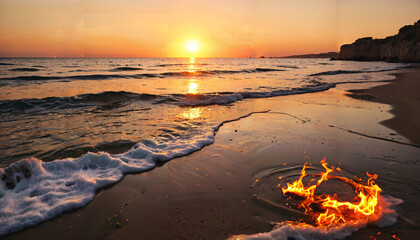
[270,52,338,59]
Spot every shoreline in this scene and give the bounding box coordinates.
[348,65,420,145]
[3,66,420,240]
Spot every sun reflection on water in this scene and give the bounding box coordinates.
[188,65,197,73]
[187,57,197,73]
[180,107,202,119]
[187,79,199,94]
[181,58,202,119]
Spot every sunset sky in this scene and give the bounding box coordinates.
[0,0,419,58]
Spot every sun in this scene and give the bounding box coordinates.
[185,39,199,53]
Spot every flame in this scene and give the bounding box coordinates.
[317,158,332,186]
[282,159,382,227]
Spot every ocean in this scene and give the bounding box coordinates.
[0,57,408,235]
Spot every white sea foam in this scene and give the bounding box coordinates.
[179,84,335,107]
[0,110,272,236]
[0,124,223,236]
[232,195,403,240]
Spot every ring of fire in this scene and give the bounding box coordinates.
[281,158,382,227]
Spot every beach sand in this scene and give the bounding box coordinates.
[4,66,420,240]
[348,66,420,145]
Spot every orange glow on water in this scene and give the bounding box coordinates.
[180,107,202,119]
[188,64,197,74]
[187,79,199,94]
[187,57,197,73]
[282,159,382,227]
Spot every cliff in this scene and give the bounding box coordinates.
[337,20,420,62]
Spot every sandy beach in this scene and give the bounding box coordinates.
[1,1,419,239]
[3,66,420,240]
[349,66,420,145]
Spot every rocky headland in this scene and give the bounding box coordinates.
[337,20,420,62]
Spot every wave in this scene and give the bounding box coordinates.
[0,68,286,82]
[156,63,209,67]
[62,65,80,68]
[0,74,128,81]
[0,91,160,114]
[254,68,285,72]
[277,65,300,69]
[159,68,285,77]
[309,70,367,76]
[0,110,268,236]
[309,67,402,76]
[38,140,138,162]
[0,82,334,114]
[110,67,142,71]
[232,195,403,240]
[9,68,41,72]
[0,63,14,66]
[176,83,334,107]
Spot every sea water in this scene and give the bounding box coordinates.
[0,57,408,236]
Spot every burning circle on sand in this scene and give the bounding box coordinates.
[281,158,382,227]
[252,159,387,228]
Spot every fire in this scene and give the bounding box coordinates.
[282,159,382,227]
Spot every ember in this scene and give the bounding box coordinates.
[282,158,382,227]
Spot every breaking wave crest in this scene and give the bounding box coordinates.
[0,111,267,236]
[0,82,334,114]
[308,67,402,76]
[0,91,159,114]
[177,83,334,106]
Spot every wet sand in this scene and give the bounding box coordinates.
[348,65,420,145]
[4,67,420,240]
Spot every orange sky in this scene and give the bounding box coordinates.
[0,0,419,58]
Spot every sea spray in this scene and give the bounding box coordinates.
[0,110,268,236]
